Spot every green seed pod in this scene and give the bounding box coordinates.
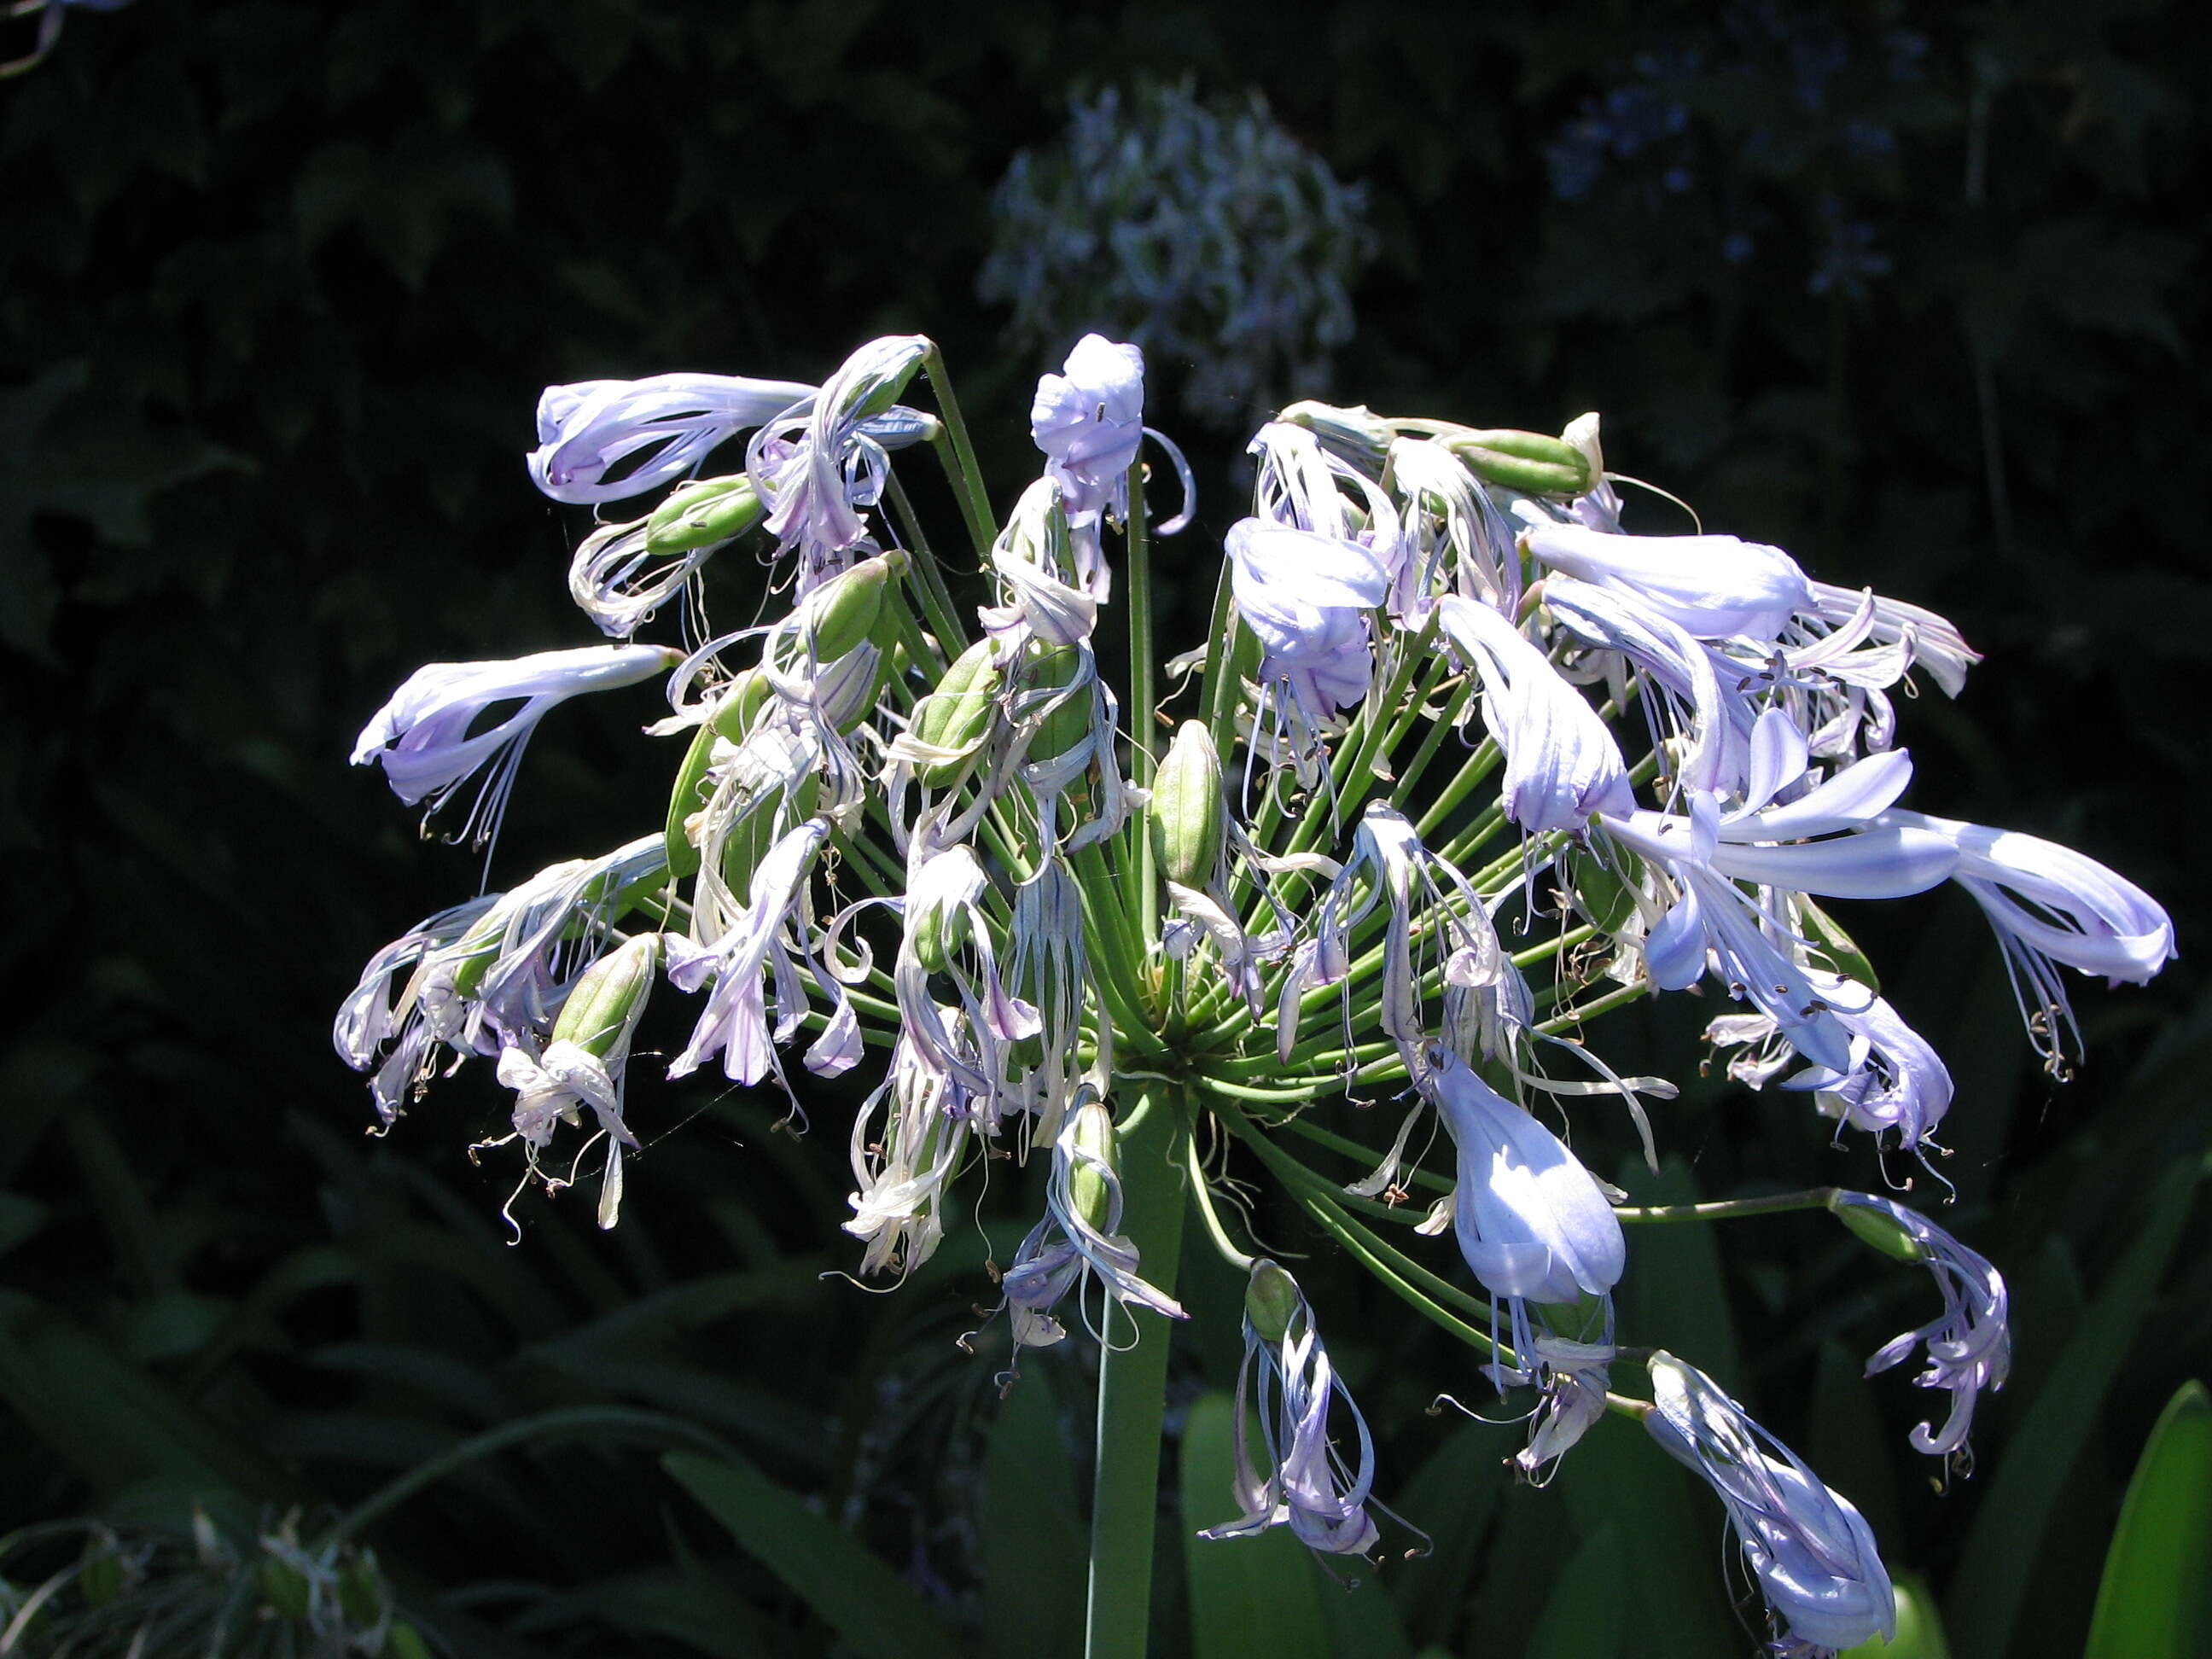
[709,667,774,742]
[788,549,906,665]
[550,934,661,1059]
[1446,428,1592,498]
[439,909,509,1001]
[1068,1100,1118,1232]
[645,474,765,554]
[336,1554,385,1627]
[1243,1260,1305,1344]
[258,1555,313,1622]
[911,637,1004,786]
[1150,721,1225,888]
[388,1624,434,1659]
[77,1540,125,1609]
[908,888,972,978]
[1025,641,1092,764]
[1831,1197,1929,1264]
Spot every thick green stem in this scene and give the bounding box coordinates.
[922,345,997,559]
[1615,1188,1840,1224]
[1086,1088,1189,1659]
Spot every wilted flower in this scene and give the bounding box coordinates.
[1830,1191,2011,1458]
[529,373,812,504]
[1197,1260,1380,1557]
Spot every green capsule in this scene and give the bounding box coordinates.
[1150,721,1225,888]
[1243,1260,1305,1344]
[1025,641,1092,763]
[911,637,1004,786]
[784,549,905,666]
[259,1555,313,1622]
[439,909,509,1001]
[337,1554,385,1627]
[908,884,973,977]
[709,667,774,742]
[76,1540,125,1609]
[1831,1196,1928,1263]
[1446,428,1592,498]
[645,474,765,554]
[1068,1101,1118,1231]
[550,933,661,1059]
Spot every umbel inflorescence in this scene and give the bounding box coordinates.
[339,331,2172,1657]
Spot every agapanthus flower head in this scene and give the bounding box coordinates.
[1830,1192,2011,1459]
[1644,1352,1896,1657]
[352,643,680,847]
[1197,1260,1380,1557]
[529,373,813,505]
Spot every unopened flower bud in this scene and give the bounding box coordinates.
[1445,428,1592,498]
[550,933,661,1059]
[1068,1099,1117,1231]
[645,474,765,554]
[1243,1259,1305,1344]
[817,639,888,733]
[910,636,1004,786]
[1150,720,1225,888]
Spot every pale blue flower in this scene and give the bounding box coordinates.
[999,1100,1186,1343]
[1517,508,1813,642]
[1426,1046,1624,1307]
[352,643,679,845]
[1032,333,1146,525]
[334,895,498,1124]
[1880,809,2177,1068]
[1225,516,1388,729]
[529,374,812,504]
[1831,1192,2010,1458]
[1645,1352,1896,1657]
[1434,593,1634,832]
[1708,968,1953,1150]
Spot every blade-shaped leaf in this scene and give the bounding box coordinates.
[663,1450,963,1659]
[2084,1379,2212,1659]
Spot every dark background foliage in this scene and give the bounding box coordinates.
[2,2,2203,1654]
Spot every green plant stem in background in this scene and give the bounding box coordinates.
[1086,1087,1190,1659]
[923,344,998,559]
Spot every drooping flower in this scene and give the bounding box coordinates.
[1645,1352,1896,1657]
[528,374,813,504]
[1830,1192,2011,1459]
[352,644,680,845]
[333,894,499,1124]
[1879,809,2176,1068]
[1423,1046,1624,1391]
[1434,593,1634,833]
[665,818,854,1091]
[1706,967,1954,1150]
[998,1098,1185,1345]
[1196,1260,1380,1557]
[1225,516,1390,785]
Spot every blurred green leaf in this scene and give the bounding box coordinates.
[2083,1379,2212,1659]
[982,1366,1084,1659]
[1520,1519,1626,1658]
[1179,1390,1332,1659]
[1945,1156,2201,1656]
[664,1450,963,1659]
